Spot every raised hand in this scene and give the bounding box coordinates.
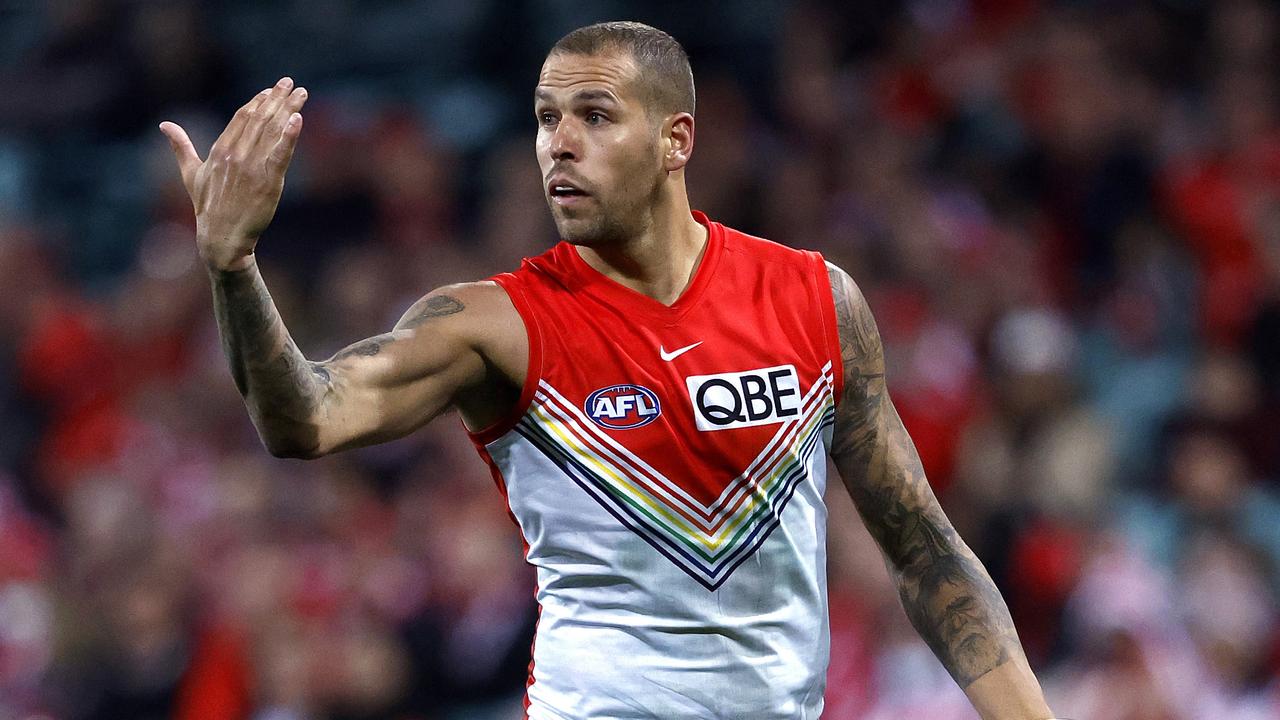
[159,77,308,272]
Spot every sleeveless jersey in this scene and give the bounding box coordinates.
[468,211,845,719]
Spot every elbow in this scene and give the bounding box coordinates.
[245,401,335,459]
[260,433,324,459]
[256,423,326,460]
[263,437,325,460]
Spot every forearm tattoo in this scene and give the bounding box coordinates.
[211,266,326,451]
[827,264,1021,688]
[210,265,469,456]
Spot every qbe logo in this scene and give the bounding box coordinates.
[585,384,662,430]
[685,365,801,431]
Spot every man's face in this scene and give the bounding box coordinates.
[535,50,666,246]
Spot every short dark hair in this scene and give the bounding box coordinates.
[550,21,695,117]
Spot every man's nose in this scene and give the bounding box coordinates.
[550,120,579,162]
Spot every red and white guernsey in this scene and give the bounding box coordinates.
[469,211,844,719]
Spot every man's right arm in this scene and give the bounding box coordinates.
[209,262,495,458]
[210,260,322,456]
[161,78,507,458]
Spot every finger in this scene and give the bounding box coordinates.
[256,86,308,154]
[211,88,272,158]
[267,112,303,176]
[285,86,308,116]
[158,121,201,190]
[238,76,294,155]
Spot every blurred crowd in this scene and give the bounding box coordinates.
[1,1,1278,718]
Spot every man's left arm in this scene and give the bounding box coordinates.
[825,262,1054,720]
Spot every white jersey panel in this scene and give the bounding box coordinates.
[482,401,835,720]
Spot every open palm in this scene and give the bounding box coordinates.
[159,76,309,272]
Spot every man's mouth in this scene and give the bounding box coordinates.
[547,176,591,205]
[550,184,588,198]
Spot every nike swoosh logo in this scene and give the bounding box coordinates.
[659,341,703,362]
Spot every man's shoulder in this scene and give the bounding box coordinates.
[396,280,527,393]
[717,220,821,269]
[487,241,581,295]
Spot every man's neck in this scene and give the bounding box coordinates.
[575,194,709,307]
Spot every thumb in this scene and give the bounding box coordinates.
[158,121,201,191]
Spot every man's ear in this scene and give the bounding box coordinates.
[663,112,695,172]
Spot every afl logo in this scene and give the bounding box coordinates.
[585,384,662,430]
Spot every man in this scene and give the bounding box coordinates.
[160,21,1056,720]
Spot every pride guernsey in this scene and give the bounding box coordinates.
[468,211,845,719]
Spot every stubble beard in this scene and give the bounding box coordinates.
[552,205,630,247]
[550,173,663,248]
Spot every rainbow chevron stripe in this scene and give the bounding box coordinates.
[514,363,837,590]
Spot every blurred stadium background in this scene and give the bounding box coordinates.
[1,1,1279,718]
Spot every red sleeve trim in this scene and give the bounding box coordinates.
[810,252,845,406]
[466,272,544,447]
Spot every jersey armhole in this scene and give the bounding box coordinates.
[466,272,544,446]
[809,252,845,406]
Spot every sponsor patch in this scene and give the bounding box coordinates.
[585,384,662,430]
[686,364,801,431]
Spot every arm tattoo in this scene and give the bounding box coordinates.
[397,294,465,329]
[332,333,396,360]
[322,294,465,364]
[210,265,325,455]
[827,263,1021,688]
[209,275,469,458]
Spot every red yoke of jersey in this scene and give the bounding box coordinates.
[470,211,843,509]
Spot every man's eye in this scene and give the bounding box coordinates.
[586,111,606,125]
[539,113,557,126]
